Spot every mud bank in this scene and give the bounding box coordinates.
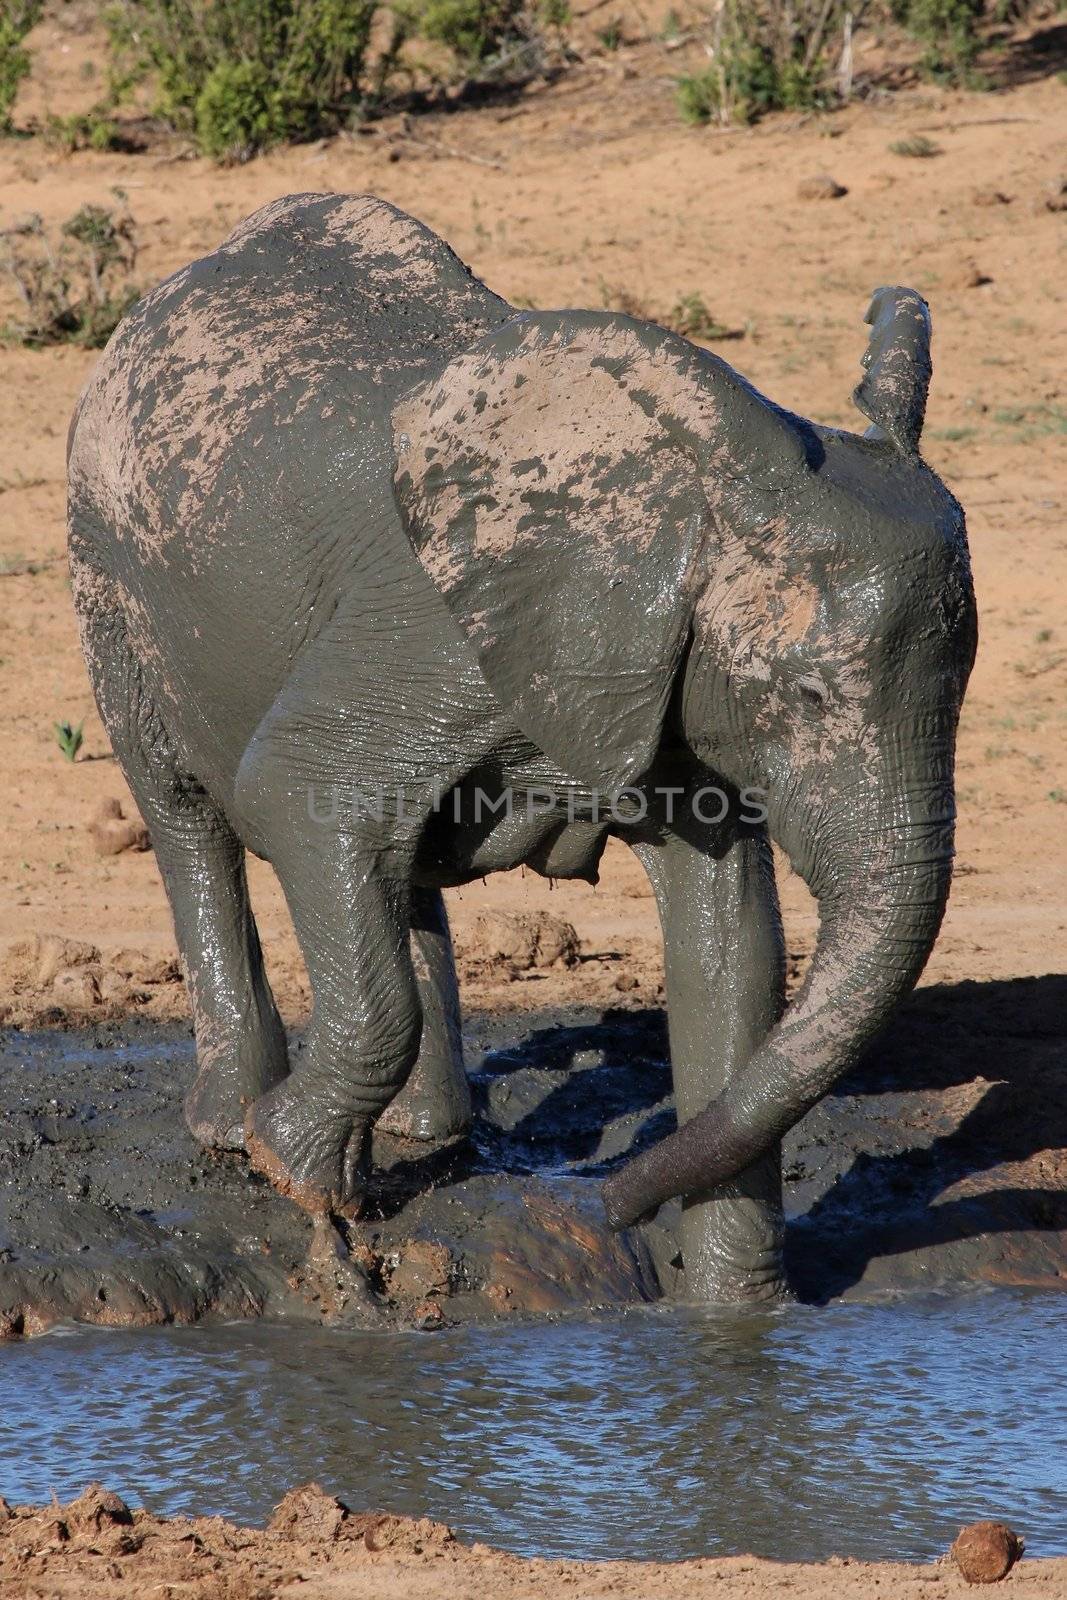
[1,977,1065,1337]
[0,1485,1060,1600]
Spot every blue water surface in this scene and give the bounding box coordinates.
[1,1289,1064,1562]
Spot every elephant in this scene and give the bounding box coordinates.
[67,193,976,1303]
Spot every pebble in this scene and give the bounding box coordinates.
[950,1521,1024,1584]
[797,174,847,201]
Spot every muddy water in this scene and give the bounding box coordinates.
[2,1289,1064,1563]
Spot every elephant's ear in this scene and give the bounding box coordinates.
[392,313,715,793]
[852,286,932,455]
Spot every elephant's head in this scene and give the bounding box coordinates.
[392,288,977,1228]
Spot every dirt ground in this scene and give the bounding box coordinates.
[0,4,1065,1023]
[1,1484,1063,1600]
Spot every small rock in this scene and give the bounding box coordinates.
[360,1511,454,1552]
[63,1484,133,1537]
[1040,177,1067,213]
[97,970,132,1006]
[268,1483,349,1542]
[621,876,653,898]
[52,967,101,1009]
[972,187,1011,207]
[951,1521,1024,1583]
[797,174,847,201]
[386,1239,453,1301]
[34,934,100,988]
[89,798,150,857]
[942,260,992,290]
[614,972,639,992]
[110,947,181,985]
[458,909,580,978]
[412,1299,445,1331]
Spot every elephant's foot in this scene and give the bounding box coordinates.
[184,1039,289,1153]
[677,1191,790,1305]
[245,1076,370,1219]
[376,1053,472,1144]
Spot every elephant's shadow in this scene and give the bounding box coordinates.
[787,972,1067,1299]
[368,1007,674,1218]
[396,974,1067,1298]
[466,1005,675,1175]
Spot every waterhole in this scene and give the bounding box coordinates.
[1,1289,1064,1562]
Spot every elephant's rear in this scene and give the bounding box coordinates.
[68,192,510,801]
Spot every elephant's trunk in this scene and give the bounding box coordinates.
[602,782,957,1229]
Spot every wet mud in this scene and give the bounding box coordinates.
[1,975,1065,1338]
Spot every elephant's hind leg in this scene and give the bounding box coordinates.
[73,560,289,1147]
[240,818,424,1218]
[377,888,471,1143]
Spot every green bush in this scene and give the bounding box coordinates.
[398,0,565,73]
[669,292,732,340]
[106,0,380,159]
[678,2,834,126]
[0,0,41,133]
[43,108,122,152]
[1,200,140,348]
[892,0,985,81]
[413,0,524,62]
[105,0,568,156]
[194,59,276,160]
[680,1,1057,117]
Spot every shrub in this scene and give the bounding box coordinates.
[105,0,568,156]
[43,109,121,152]
[413,0,523,62]
[1,199,140,348]
[55,720,84,762]
[105,0,380,159]
[676,68,718,124]
[890,132,942,155]
[678,1,838,126]
[194,58,277,160]
[891,0,985,81]
[680,1,1056,116]
[669,292,732,340]
[0,0,41,133]
[398,0,566,75]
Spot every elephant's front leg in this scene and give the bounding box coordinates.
[632,821,788,1302]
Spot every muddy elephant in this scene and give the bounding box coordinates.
[67,193,976,1303]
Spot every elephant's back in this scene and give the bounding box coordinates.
[66,195,505,798]
[68,194,509,567]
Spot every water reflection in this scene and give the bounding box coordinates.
[1,1291,1064,1562]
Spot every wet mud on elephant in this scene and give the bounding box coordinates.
[66,193,976,1303]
